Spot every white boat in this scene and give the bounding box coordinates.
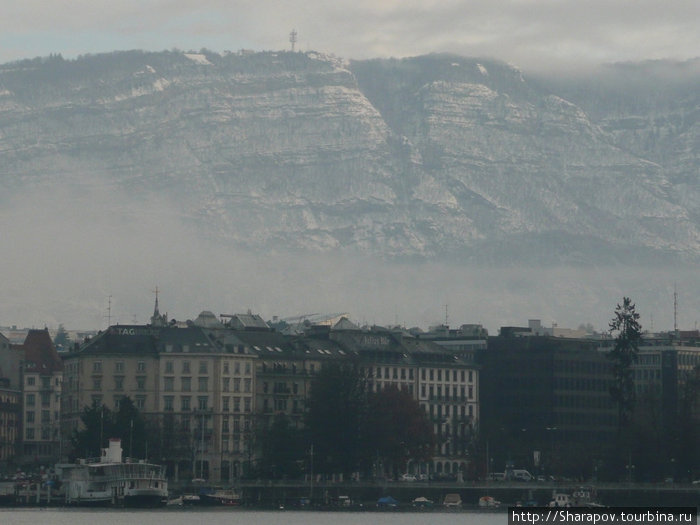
[548,493,571,507]
[57,438,168,507]
[479,495,501,508]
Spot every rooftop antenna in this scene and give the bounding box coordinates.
[289,29,297,52]
[105,295,112,328]
[674,282,678,333]
[445,304,449,327]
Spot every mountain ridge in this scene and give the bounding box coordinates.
[0,49,698,264]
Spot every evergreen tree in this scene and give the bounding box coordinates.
[607,297,642,428]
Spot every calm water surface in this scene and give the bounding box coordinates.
[0,508,506,525]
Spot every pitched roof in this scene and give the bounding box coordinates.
[22,329,63,373]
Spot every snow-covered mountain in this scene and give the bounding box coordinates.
[0,50,697,264]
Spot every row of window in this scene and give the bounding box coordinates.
[92,361,147,373]
[25,410,59,423]
[366,367,475,384]
[24,427,56,440]
[92,376,147,391]
[25,376,60,388]
[25,393,58,407]
[422,402,475,419]
[420,384,474,400]
[162,395,253,412]
[163,360,252,375]
[163,376,252,393]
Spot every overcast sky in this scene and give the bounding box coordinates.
[1,0,698,69]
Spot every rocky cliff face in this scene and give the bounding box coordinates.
[0,50,697,264]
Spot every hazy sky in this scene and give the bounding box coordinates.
[1,0,698,68]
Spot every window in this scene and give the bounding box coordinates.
[468,370,473,382]
[198,396,208,410]
[164,377,174,392]
[164,396,174,411]
[181,396,191,411]
[198,377,208,392]
[222,418,229,433]
[223,378,230,392]
[223,362,230,374]
[234,361,240,374]
[93,378,101,390]
[244,362,251,375]
[244,397,251,412]
[91,395,102,406]
[376,367,382,378]
[222,397,229,412]
[233,397,241,412]
[199,361,207,374]
[468,386,473,399]
[26,411,34,423]
[26,376,35,386]
[26,428,34,440]
[165,361,174,374]
[137,361,146,372]
[233,418,240,432]
[244,378,251,393]
[135,396,146,409]
[115,362,124,372]
[93,361,102,373]
[41,392,51,406]
[114,376,124,391]
[136,377,146,391]
[233,378,240,393]
[182,361,191,373]
[181,377,191,392]
[41,410,50,423]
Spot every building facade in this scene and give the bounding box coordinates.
[19,329,63,462]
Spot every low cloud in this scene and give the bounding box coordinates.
[1,184,698,334]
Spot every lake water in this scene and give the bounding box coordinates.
[0,508,506,525]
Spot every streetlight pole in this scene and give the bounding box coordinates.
[309,444,314,501]
[200,412,205,480]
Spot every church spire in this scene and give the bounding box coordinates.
[150,286,167,326]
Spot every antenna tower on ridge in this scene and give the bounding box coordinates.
[289,29,297,52]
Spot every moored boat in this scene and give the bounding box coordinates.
[57,438,168,507]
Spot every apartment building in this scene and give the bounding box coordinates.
[306,323,480,478]
[20,329,63,462]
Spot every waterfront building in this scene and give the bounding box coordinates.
[0,382,20,465]
[305,322,479,478]
[479,333,617,475]
[19,329,63,462]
